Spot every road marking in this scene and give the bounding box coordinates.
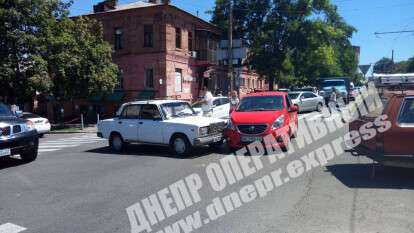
[0,223,27,233]
[38,134,105,154]
[39,145,79,148]
[38,149,60,153]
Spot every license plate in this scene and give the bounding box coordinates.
[241,136,262,143]
[212,136,221,142]
[0,148,11,157]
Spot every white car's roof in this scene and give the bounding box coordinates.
[126,99,189,105]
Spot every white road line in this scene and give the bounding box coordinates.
[298,113,313,119]
[38,149,60,153]
[38,134,105,154]
[0,223,27,233]
[306,114,324,121]
[39,145,79,148]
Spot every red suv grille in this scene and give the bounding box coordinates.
[238,124,268,134]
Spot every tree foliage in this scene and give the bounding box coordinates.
[209,0,358,89]
[373,57,393,74]
[0,0,118,104]
[373,57,414,74]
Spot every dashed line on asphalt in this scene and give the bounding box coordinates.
[0,223,27,233]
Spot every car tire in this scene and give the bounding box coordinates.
[20,149,38,162]
[316,103,323,112]
[281,135,290,152]
[109,133,126,152]
[170,134,192,157]
[38,133,44,138]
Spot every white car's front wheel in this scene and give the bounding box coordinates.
[170,134,192,157]
[110,133,125,152]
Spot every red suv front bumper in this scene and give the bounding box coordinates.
[224,127,290,150]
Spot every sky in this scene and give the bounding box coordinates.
[70,0,414,66]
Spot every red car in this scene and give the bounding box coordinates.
[224,91,299,151]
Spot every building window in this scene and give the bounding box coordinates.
[175,69,182,92]
[145,69,154,89]
[115,69,124,89]
[114,28,123,50]
[188,31,193,51]
[144,24,153,48]
[175,27,181,49]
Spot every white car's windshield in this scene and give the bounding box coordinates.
[161,102,196,119]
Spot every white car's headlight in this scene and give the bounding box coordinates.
[272,115,285,129]
[199,127,209,136]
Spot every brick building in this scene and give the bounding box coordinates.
[43,0,264,122]
[90,0,264,99]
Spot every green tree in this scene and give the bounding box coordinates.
[373,57,393,74]
[42,16,118,99]
[406,57,414,73]
[392,60,408,73]
[0,0,118,104]
[209,0,357,89]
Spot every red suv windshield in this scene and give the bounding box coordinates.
[237,96,284,112]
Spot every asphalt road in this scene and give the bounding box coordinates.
[1,112,414,233]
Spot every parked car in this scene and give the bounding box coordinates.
[192,96,231,119]
[224,92,298,151]
[291,87,318,94]
[0,103,39,162]
[97,100,227,156]
[21,112,51,137]
[350,75,414,168]
[288,91,324,113]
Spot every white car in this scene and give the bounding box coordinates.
[97,100,227,156]
[21,112,51,137]
[288,91,325,113]
[192,96,231,119]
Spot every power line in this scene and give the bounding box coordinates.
[375,30,414,36]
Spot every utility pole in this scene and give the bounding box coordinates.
[228,0,234,92]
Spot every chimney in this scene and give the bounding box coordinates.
[148,0,170,4]
[93,0,118,13]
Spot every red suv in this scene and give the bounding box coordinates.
[224,92,298,151]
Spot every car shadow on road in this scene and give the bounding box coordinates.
[326,164,414,190]
[0,157,30,170]
[86,144,229,159]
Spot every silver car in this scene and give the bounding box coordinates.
[288,91,324,113]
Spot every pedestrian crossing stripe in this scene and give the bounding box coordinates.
[38,134,106,154]
[0,223,27,233]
